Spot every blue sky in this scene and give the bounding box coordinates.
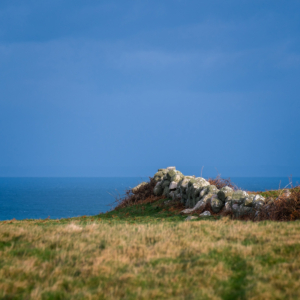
[0,0,299,177]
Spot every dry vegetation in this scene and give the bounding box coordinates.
[114,178,164,209]
[1,217,300,300]
[2,177,300,299]
[207,175,237,190]
[115,177,300,222]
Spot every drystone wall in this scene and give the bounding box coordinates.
[152,166,266,217]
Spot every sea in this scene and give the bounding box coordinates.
[0,177,299,221]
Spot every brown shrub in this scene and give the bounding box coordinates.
[114,178,165,209]
[207,174,237,190]
[259,188,300,221]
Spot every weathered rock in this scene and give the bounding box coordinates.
[230,190,248,205]
[253,194,266,204]
[169,181,178,190]
[211,197,224,213]
[169,191,181,200]
[175,192,181,200]
[225,196,232,203]
[217,186,234,202]
[162,180,170,189]
[153,181,163,196]
[205,185,219,195]
[253,195,266,208]
[231,203,253,217]
[169,191,176,200]
[158,168,168,173]
[167,169,177,180]
[200,211,211,217]
[244,194,255,207]
[181,208,194,214]
[153,169,168,182]
[185,216,198,221]
[232,204,239,214]
[171,174,182,183]
[178,176,194,189]
[163,186,170,197]
[132,182,147,194]
[167,166,176,171]
[186,177,210,208]
[188,177,210,188]
[223,202,232,212]
[239,205,253,217]
[201,193,214,204]
[200,187,208,197]
[180,200,205,214]
[193,200,206,211]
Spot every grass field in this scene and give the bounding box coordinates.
[1,199,300,300]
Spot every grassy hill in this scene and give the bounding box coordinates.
[1,197,300,300]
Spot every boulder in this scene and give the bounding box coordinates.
[231,203,253,217]
[132,182,147,194]
[201,193,214,204]
[158,168,168,172]
[193,199,206,211]
[217,186,234,202]
[181,208,194,214]
[180,193,188,204]
[153,169,168,182]
[205,185,219,195]
[153,181,163,196]
[180,200,205,214]
[167,166,176,171]
[178,176,194,188]
[162,180,170,189]
[171,174,182,183]
[169,191,181,200]
[163,186,170,197]
[186,178,210,208]
[166,169,177,180]
[200,211,211,217]
[244,194,255,207]
[211,197,224,213]
[239,205,253,217]
[153,175,162,182]
[200,187,208,197]
[188,177,210,188]
[169,191,176,200]
[169,181,178,190]
[253,194,266,204]
[230,190,248,205]
[231,204,240,215]
[223,202,232,212]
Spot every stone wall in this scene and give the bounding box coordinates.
[152,166,266,217]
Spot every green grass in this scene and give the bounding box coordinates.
[1,198,300,299]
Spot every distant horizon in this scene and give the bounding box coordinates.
[0,165,299,178]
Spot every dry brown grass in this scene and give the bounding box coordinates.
[1,218,300,299]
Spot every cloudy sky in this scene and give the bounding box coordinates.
[0,0,299,177]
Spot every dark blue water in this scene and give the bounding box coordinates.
[0,177,299,221]
[0,177,147,221]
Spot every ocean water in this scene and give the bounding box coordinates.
[0,177,299,221]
